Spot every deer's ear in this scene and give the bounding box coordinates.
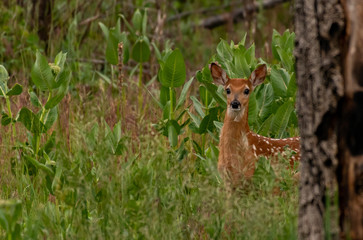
[210,62,229,86]
[249,64,267,88]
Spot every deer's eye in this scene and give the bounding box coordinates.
[226,88,231,94]
[244,88,250,95]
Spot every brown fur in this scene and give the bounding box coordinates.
[210,63,300,185]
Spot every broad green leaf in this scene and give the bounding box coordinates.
[132,9,142,32]
[168,124,178,147]
[271,29,281,61]
[53,69,71,88]
[248,91,258,127]
[29,91,42,108]
[24,155,54,176]
[0,65,9,83]
[119,14,136,38]
[162,101,170,120]
[216,39,233,63]
[0,65,9,95]
[271,101,294,138]
[270,66,288,97]
[160,85,169,106]
[257,114,274,136]
[190,96,205,118]
[31,51,55,91]
[0,81,8,96]
[45,78,70,109]
[176,77,193,110]
[98,22,109,39]
[54,52,67,69]
[152,42,162,61]
[43,107,58,130]
[234,47,250,78]
[188,110,201,128]
[199,85,212,107]
[0,209,9,232]
[286,73,297,98]
[256,83,275,121]
[161,49,186,88]
[17,107,46,134]
[199,108,218,134]
[276,46,294,72]
[105,31,120,65]
[1,112,11,126]
[142,9,148,35]
[131,37,151,63]
[213,121,223,132]
[6,83,22,96]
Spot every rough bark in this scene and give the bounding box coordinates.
[295,0,345,239]
[338,0,363,239]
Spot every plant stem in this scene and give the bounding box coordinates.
[138,63,143,115]
[169,87,174,120]
[5,96,16,140]
[35,92,52,157]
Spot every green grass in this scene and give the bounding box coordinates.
[0,1,299,238]
[0,96,298,239]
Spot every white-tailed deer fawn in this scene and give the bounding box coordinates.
[210,62,300,184]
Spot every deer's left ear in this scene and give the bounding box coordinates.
[249,64,267,88]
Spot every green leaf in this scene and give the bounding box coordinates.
[176,77,193,110]
[168,124,178,147]
[188,111,201,128]
[248,91,258,127]
[160,85,169,107]
[43,107,58,130]
[271,101,294,138]
[286,73,297,98]
[105,31,120,65]
[29,91,42,108]
[6,83,22,96]
[142,9,148,36]
[190,96,205,118]
[98,22,109,39]
[270,66,288,97]
[0,65,9,96]
[54,52,67,69]
[276,46,294,72]
[53,69,71,89]
[161,49,186,88]
[132,37,151,63]
[31,51,55,91]
[199,108,218,134]
[17,107,46,134]
[256,83,275,121]
[1,112,11,126]
[0,65,9,83]
[199,85,212,107]
[216,39,233,63]
[162,101,170,120]
[132,9,142,32]
[45,79,69,109]
[257,114,274,136]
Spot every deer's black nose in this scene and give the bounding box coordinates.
[231,100,241,109]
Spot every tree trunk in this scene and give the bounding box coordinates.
[296,0,363,239]
[295,0,345,239]
[338,0,363,239]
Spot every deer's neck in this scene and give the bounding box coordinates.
[219,108,250,158]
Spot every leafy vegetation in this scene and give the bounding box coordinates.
[0,1,298,239]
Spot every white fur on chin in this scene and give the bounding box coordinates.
[227,107,245,122]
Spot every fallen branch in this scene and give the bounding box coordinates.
[195,0,290,29]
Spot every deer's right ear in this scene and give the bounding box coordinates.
[210,62,228,86]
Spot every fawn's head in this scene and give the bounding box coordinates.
[210,63,267,122]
